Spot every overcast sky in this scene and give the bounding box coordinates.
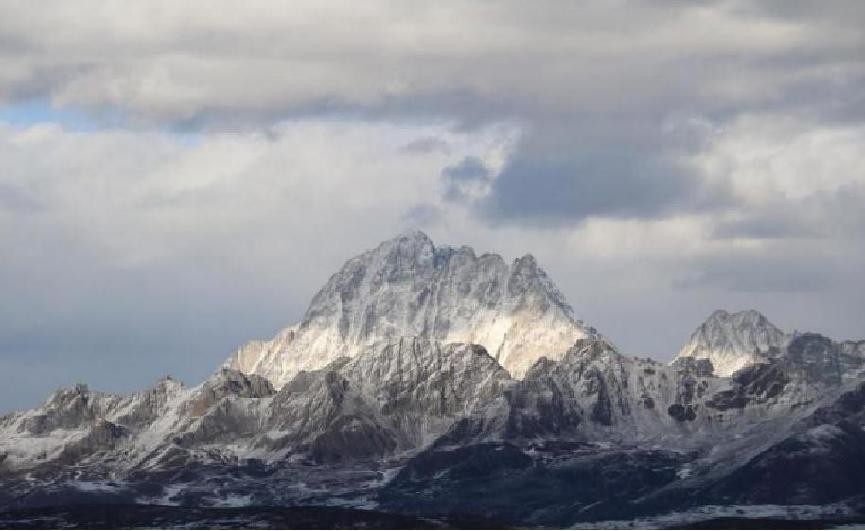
[2,1,864,412]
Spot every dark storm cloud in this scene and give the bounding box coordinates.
[478,143,696,224]
[445,118,735,225]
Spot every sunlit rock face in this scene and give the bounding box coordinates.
[226,230,598,387]
[674,309,788,377]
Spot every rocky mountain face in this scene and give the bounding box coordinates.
[2,233,865,527]
[674,309,788,377]
[0,339,511,477]
[226,230,597,385]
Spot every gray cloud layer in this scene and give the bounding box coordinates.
[1,0,864,411]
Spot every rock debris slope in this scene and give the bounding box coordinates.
[226,230,598,385]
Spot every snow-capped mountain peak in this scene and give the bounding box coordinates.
[673,309,787,377]
[226,231,598,386]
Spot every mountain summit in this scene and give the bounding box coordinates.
[226,231,598,385]
[674,309,787,376]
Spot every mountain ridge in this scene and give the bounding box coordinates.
[3,232,865,527]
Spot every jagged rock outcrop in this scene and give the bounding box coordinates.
[437,338,735,446]
[0,379,182,476]
[0,338,515,474]
[226,231,598,386]
[674,309,788,377]
[259,338,513,462]
[379,336,865,526]
[7,327,857,482]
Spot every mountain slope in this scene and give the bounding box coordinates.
[226,231,598,386]
[674,310,788,377]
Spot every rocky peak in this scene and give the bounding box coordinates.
[201,369,275,401]
[674,309,787,377]
[151,375,183,394]
[227,232,597,386]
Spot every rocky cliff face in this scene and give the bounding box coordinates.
[674,309,788,377]
[0,338,513,477]
[226,230,597,386]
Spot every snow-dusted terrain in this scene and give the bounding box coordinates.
[226,230,598,384]
[2,232,865,528]
[674,309,788,376]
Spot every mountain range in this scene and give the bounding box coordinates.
[2,231,864,528]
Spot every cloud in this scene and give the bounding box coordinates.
[1,1,865,411]
[2,1,862,229]
[675,247,839,293]
[479,142,698,224]
[0,183,43,212]
[441,155,491,201]
[691,114,865,240]
[442,156,489,182]
[0,1,859,125]
[400,136,451,154]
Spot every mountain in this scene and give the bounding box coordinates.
[674,309,788,377]
[4,331,864,525]
[2,233,865,528]
[226,230,598,385]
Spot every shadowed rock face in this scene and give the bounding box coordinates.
[226,231,598,386]
[699,417,865,505]
[261,338,514,462]
[430,338,741,446]
[379,441,687,526]
[671,356,715,378]
[702,333,865,413]
[784,333,865,384]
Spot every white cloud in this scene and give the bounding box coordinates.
[695,114,865,203]
[0,118,518,272]
[0,1,857,122]
[2,1,865,410]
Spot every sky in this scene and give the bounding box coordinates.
[1,1,864,412]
